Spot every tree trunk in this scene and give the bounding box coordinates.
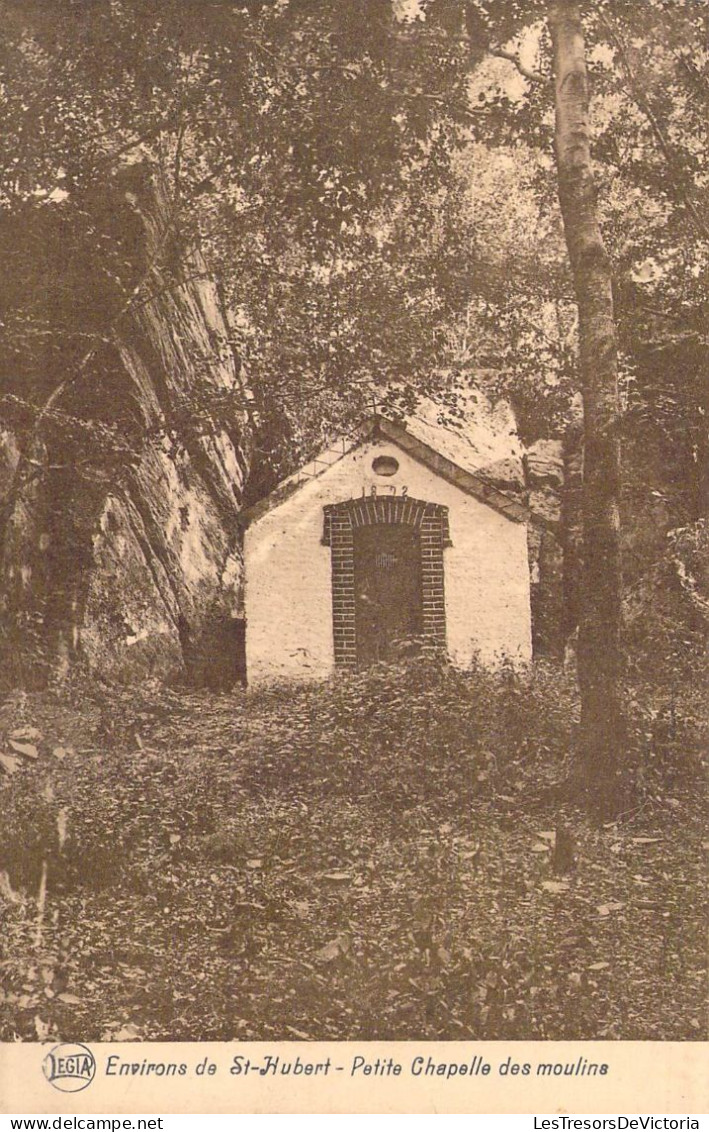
[548,2,625,811]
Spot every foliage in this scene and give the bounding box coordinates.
[0,662,705,1042]
[1,1,704,473]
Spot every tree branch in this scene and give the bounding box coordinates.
[388,87,489,122]
[489,47,546,86]
[599,11,709,243]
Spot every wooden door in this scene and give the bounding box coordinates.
[353,524,423,666]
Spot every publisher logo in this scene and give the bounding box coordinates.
[43,1043,96,1092]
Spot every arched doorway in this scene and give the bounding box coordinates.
[353,522,423,665]
[322,495,451,668]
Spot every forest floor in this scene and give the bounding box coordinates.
[0,661,706,1043]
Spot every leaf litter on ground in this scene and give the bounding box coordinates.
[0,664,705,1043]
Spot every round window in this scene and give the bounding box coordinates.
[372,455,399,477]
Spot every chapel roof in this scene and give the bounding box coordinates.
[241,409,554,530]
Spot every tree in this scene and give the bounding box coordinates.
[548,1,624,807]
[462,0,705,802]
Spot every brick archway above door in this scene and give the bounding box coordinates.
[322,496,451,667]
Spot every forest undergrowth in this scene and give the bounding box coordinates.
[0,658,706,1042]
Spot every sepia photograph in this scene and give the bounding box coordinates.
[0,0,706,1080]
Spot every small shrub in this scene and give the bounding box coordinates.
[237,655,578,814]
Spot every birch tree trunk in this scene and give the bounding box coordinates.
[549,1,625,810]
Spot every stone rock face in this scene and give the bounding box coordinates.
[404,397,566,658]
[524,439,565,489]
[525,439,565,658]
[524,438,565,544]
[0,430,20,499]
[406,393,526,493]
[0,163,251,687]
[560,419,584,646]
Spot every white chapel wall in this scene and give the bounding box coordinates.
[244,439,532,685]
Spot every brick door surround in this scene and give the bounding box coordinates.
[322,496,451,667]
